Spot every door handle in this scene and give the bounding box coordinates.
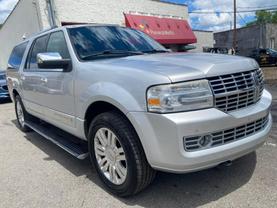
[40,77,48,83]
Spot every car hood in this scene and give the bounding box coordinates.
[86,52,259,83]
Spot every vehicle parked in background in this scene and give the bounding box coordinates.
[0,70,9,100]
[203,47,229,54]
[6,25,272,197]
[249,48,277,66]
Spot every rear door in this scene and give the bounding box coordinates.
[259,49,269,65]
[267,49,276,65]
[22,34,49,118]
[22,30,76,132]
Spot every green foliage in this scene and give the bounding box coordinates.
[246,21,257,27]
[272,12,277,23]
[249,10,277,25]
[256,10,273,23]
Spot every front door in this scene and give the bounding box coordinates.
[22,30,75,132]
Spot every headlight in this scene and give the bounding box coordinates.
[147,80,213,113]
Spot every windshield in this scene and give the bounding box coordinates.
[268,48,277,54]
[68,26,167,60]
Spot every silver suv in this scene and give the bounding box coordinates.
[7,25,272,196]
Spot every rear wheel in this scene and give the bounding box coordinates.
[88,111,156,197]
[15,95,31,132]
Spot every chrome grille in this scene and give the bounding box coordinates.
[184,115,269,152]
[208,69,264,112]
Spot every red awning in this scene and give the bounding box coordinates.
[124,14,197,45]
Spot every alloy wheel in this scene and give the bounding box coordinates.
[94,128,127,185]
[16,101,24,127]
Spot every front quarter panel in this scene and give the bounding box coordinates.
[74,62,171,120]
[79,82,144,117]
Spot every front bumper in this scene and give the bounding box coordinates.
[127,89,272,173]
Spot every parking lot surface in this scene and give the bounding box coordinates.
[0,84,277,208]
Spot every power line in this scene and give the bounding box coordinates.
[238,13,247,25]
[237,5,277,9]
[189,8,277,14]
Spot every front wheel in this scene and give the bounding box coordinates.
[88,111,156,197]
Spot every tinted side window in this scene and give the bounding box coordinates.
[8,42,28,70]
[28,35,48,69]
[260,49,267,55]
[47,31,70,59]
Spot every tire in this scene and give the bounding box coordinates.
[15,95,32,132]
[88,111,156,197]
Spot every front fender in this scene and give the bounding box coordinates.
[77,82,145,119]
[6,74,22,102]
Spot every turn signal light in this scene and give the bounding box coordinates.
[148,98,161,106]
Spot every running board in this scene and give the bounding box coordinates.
[25,120,89,160]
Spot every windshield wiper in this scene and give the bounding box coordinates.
[82,50,143,60]
[142,49,170,54]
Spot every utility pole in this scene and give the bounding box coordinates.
[233,0,237,53]
[47,0,57,28]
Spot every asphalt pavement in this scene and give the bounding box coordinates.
[0,85,276,208]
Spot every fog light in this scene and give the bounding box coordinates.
[199,135,212,147]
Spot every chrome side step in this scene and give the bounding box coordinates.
[25,120,89,160]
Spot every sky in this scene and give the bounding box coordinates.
[164,0,277,31]
[0,0,276,31]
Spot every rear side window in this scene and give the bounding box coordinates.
[8,42,28,70]
[27,35,48,69]
[47,31,70,59]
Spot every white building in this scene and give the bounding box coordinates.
[0,0,213,69]
[191,30,214,52]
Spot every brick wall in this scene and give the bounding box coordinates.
[266,24,277,50]
[38,0,188,29]
[214,24,277,56]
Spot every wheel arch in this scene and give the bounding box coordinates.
[84,101,132,138]
[80,82,145,137]
[12,89,20,101]
[84,101,122,136]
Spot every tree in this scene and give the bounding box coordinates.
[272,11,277,23]
[246,10,277,26]
[256,10,273,23]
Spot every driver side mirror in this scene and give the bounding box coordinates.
[37,52,71,72]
